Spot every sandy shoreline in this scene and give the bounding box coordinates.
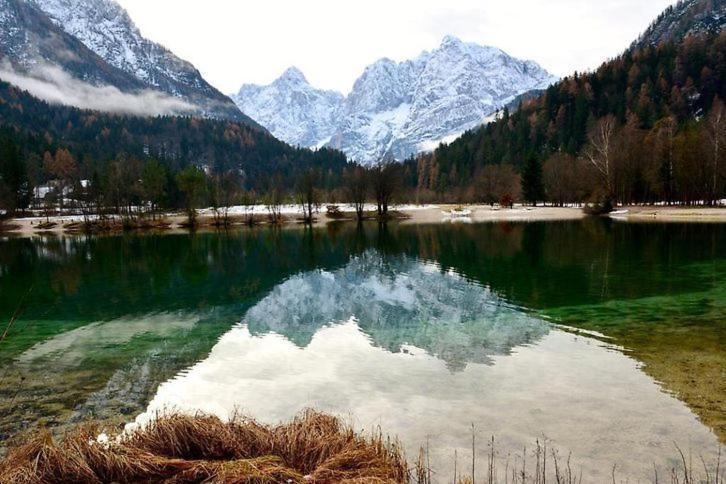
[610,205,726,222]
[3,204,726,237]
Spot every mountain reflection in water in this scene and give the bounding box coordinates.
[244,252,549,370]
[1,222,723,479]
[133,252,720,482]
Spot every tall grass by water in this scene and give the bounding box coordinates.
[1,411,723,483]
[0,410,408,483]
[415,433,723,484]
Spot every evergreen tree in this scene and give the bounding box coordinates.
[522,155,545,206]
[0,132,29,214]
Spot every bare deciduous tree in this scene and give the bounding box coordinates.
[584,115,617,198]
[645,116,677,204]
[476,164,520,206]
[706,97,726,205]
[240,189,257,226]
[296,169,320,224]
[543,153,593,206]
[211,170,243,226]
[371,163,401,221]
[265,182,285,225]
[343,166,368,221]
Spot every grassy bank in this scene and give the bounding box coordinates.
[2,410,723,483]
[0,410,407,483]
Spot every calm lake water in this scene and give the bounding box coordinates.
[0,220,724,481]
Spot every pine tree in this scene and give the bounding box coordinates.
[0,132,29,214]
[522,155,545,206]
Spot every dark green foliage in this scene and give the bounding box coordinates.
[141,160,167,214]
[522,155,544,205]
[0,79,349,193]
[0,129,30,214]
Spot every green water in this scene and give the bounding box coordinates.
[0,220,724,479]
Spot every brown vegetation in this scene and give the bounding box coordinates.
[0,410,408,484]
[416,32,726,207]
[1,407,723,483]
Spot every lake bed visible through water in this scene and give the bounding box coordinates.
[0,220,724,481]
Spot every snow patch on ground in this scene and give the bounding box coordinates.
[418,132,467,153]
[198,203,438,216]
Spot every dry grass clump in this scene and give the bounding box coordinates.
[0,410,408,483]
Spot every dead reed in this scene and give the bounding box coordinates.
[0,409,408,483]
[412,434,724,484]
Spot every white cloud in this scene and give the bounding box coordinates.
[0,61,195,116]
[115,0,676,94]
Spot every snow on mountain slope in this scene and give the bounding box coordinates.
[632,0,725,50]
[0,0,195,116]
[231,67,344,148]
[0,0,145,90]
[27,0,257,124]
[232,36,557,164]
[242,251,549,368]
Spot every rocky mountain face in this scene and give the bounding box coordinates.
[0,0,145,90]
[233,36,557,165]
[231,67,344,149]
[0,0,257,124]
[633,0,725,50]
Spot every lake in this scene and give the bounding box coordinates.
[0,220,724,481]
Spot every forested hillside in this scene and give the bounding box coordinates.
[0,0,258,123]
[0,79,348,213]
[2,3,726,217]
[633,0,725,50]
[416,30,726,205]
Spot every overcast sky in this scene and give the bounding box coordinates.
[116,0,676,95]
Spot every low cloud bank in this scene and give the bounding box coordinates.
[0,61,195,117]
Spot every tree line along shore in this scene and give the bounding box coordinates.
[1,32,726,230]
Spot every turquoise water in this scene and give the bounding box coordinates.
[0,221,724,480]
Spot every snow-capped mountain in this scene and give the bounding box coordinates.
[0,0,144,90]
[14,0,256,124]
[231,67,344,148]
[232,36,558,164]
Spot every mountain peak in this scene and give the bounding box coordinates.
[363,58,397,74]
[231,67,344,150]
[440,35,464,48]
[437,35,505,58]
[24,0,253,124]
[233,38,557,164]
[278,66,308,84]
